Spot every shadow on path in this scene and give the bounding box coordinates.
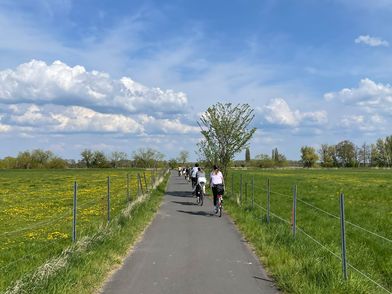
[171,201,197,206]
[166,191,193,198]
[177,209,214,217]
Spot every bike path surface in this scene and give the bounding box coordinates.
[102,171,279,294]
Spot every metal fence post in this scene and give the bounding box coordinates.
[137,173,141,196]
[340,193,348,280]
[251,176,254,209]
[143,172,148,192]
[127,173,130,202]
[138,173,144,195]
[150,170,154,188]
[72,181,77,242]
[292,184,297,238]
[107,176,110,223]
[267,178,270,224]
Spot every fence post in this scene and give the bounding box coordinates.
[251,176,254,209]
[143,172,148,192]
[340,193,348,280]
[292,184,297,238]
[72,181,77,242]
[127,173,131,202]
[267,178,270,224]
[107,176,110,223]
[138,173,144,195]
[240,174,243,205]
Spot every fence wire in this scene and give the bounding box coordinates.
[261,184,392,245]
[230,179,392,294]
[0,169,167,282]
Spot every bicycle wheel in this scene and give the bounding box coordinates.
[218,196,222,217]
[200,190,204,206]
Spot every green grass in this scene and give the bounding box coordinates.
[225,168,392,294]
[0,168,160,292]
[3,172,169,294]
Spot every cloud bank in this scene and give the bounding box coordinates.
[0,60,187,114]
[0,60,197,136]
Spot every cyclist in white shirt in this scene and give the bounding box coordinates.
[209,165,224,213]
[191,163,199,192]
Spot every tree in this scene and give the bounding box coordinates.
[300,146,319,168]
[132,148,164,168]
[47,157,67,169]
[197,138,220,168]
[31,149,54,168]
[81,149,94,168]
[168,158,178,169]
[358,143,371,167]
[16,151,32,169]
[198,103,256,176]
[177,150,189,165]
[245,147,251,162]
[110,151,128,168]
[92,151,109,168]
[271,148,287,167]
[255,154,274,168]
[319,144,336,167]
[373,139,384,167]
[385,135,392,167]
[336,140,357,167]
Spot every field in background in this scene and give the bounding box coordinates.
[0,168,154,292]
[227,168,392,293]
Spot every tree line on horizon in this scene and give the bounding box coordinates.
[300,135,392,168]
[0,148,166,169]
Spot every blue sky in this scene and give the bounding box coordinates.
[1,0,392,161]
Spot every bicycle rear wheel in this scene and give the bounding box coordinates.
[200,190,204,206]
[218,196,222,217]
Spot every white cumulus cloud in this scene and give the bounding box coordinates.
[258,98,328,127]
[324,78,392,113]
[340,114,386,132]
[354,35,389,47]
[0,60,188,115]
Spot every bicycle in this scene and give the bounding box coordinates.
[195,182,205,206]
[217,194,223,217]
[214,184,224,217]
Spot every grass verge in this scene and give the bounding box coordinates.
[224,195,386,294]
[4,173,169,294]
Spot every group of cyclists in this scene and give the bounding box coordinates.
[177,163,224,214]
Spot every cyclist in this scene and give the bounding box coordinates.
[210,165,224,213]
[191,163,199,193]
[195,167,207,195]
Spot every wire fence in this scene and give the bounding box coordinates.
[0,168,168,288]
[228,172,392,294]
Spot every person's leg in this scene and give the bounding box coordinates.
[212,187,217,206]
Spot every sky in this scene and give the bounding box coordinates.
[1,0,392,161]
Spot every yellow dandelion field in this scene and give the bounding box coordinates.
[0,168,157,291]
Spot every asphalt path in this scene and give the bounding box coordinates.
[102,171,279,294]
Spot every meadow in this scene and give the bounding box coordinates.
[0,168,154,292]
[226,168,392,293]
